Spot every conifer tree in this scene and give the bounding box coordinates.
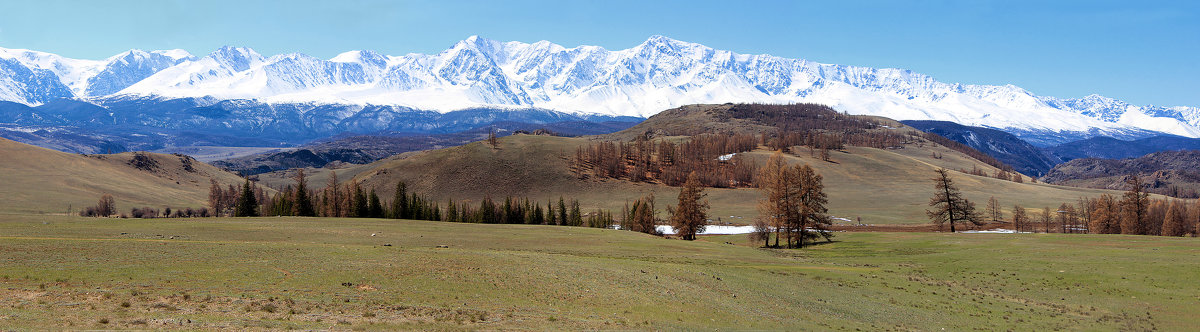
[796,164,832,246]
[293,169,316,217]
[234,179,259,217]
[352,182,368,218]
[1090,194,1120,234]
[557,196,568,226]
[325,171,341,217]
[1012,205,1027,232]
[670,171,709,241]
[986,196,1002,222]
[756,151,789,247]
[927,169,980,232]
[391,181,408,219]
[1040,206,1052,233]
[1162,200,1187,237]
[569,199,583,226]
[368,188,384,218]
[1120,175,1149,235]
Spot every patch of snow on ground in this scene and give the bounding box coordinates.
[717,153,736,161]
[961,228,1028,234]
[656,225,756,235]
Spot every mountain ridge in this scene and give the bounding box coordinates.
[1,36,1198,143]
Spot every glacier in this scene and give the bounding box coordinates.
[0,35,1198,140]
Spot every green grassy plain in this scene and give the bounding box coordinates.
[1,215,1196,330]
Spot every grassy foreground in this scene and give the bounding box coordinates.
[0,215,1196,330]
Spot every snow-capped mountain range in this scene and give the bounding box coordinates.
[1,35,1198,142]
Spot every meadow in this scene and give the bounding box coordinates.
[1,215,1195,330]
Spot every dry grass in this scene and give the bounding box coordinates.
[0,138,249,215]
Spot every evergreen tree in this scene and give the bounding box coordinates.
[558,196,568,226]
[293,169,316,217]
[625,194,659,235]
[569,199,583,226]
[446,199,457,222]
[670,171,709,240]
[926,169,981,232]
[234,179,259,217]
[352,182,368,218]
[392,181,408,219]
[368,188,384,218]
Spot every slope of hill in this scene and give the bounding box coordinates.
[0,138,248,214]
[262,104,1117,225]
[1041,150,1200,197]
[901,120,1058,176]
[212,119,639,175]
[1042,135,1200,162]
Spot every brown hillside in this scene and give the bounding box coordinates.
[1042,150,1200,197]
[0,138,249,214]
[257,104,1121,225]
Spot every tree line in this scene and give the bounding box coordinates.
[932,171,1200,237]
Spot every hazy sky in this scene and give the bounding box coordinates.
[0,0,1195,106]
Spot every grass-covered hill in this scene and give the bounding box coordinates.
[259,104,1120,225]
[0,138,249,214]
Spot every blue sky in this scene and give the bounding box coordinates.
[0,0,1195,106]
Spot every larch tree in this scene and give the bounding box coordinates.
[986,196,1002,222]
[926,168,981,232]
[796,163,832,247]
[1012,205,1027,232]
[1161,200,1187,237]
[670,171,709,241]
[1120,175,1149,235]
[1090,194,1120,234]
[97,193,116,217]
[1040,206,1052,233]
[624,194,659,235]
[756,151,790,247]
[325,171,341,217]
[208,180,225,217]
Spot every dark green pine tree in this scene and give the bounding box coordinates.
[392,181,408,219]
[558,197,568,226]
[368,189,384,218]
[234,179,259,217]
[293,169,316,217]
[353,183,368,218]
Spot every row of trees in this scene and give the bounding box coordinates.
[210,170,620,229]
[935,171,1200,237]
[572,134,759,187]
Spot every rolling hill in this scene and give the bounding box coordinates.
[0,137,248,214]
[259,104,1121,225]
[1042,150,1200,198]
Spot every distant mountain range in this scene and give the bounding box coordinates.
[2,36,1200,148]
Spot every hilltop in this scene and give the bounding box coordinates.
[259,104,1119,225]
[0,138,248,214]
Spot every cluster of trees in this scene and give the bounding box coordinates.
[78,193,214,218]
[944,173,1200,237]
[212,169,618,229]
[1073,176,1200,236]
[614,172,711,240]
[78,194,116,217]
[750,151,833,248]
[572,134,759,187]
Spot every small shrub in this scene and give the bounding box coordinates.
[120,301,131,308]
[98,318,109,324]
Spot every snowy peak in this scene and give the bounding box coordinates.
[0,37,1198,141]
[207,46,264,71]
